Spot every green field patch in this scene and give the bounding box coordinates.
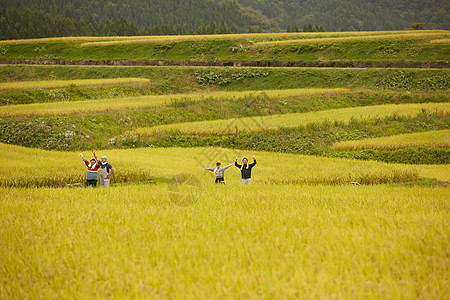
[0,78,150,91]
[130,103,450,137]
[333,129,450,151]
[0,88,347,117]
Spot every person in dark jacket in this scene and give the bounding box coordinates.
[235,154,256,184]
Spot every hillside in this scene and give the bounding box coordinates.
[0,30,448,299]
[0,0,448,40]
[237,0,450,31]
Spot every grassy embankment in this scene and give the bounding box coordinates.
[0,65,448,154]
[0,30,448,62]
[130,103,449,136]
[0,88,348,117]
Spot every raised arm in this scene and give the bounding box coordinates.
[249,154,257,167]
[203,168,215,172]
[223,163,234,170]
[92,150,98,162]
[234,156,241,168]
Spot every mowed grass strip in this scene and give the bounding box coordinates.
[131,102,450,137]
[0,88,347,117]
[0,78,150,91]
[333,129,450,151]
[0,143,419,187]
[78,30,448,46]
[254,32,450,46]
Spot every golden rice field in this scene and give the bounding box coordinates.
[0,30,432,46]
[131,102,450,137]
[0,29,445,45]
[0,78,150,91]
[76,30,449,47]
[333,129,450,151]
[0,143,424,188]
[0,182,448,299]
[0,88,347,118]
[254,32,450,46]
[430,38,450,44]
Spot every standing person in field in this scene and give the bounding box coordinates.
[93,151,115,187]
[80,150,99,188]
[235,154,256,184]
[204,162,234,184]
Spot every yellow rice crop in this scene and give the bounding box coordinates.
[0,78,150,91]
[333,129,450,151]
[1,30,446,46]
[0,88,347,118]
[131,102,450,137]
[0,143,420,187]
[0,36,163,45]
[430,38,450,44]
[418,164,450,181]
[254,32,450,46]
[79,30,448,46]
[0,182,448,298]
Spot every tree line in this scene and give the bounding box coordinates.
[0,8,243,40]
[287,23,324,33]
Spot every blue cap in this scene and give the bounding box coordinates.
[101,156,107,159]
[216,162,221,166]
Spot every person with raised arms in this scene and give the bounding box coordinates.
[235,154,256,184]
[204,162,234,184]
[93,150,115,187]
[80,150,99,188]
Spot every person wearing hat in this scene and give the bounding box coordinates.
[93,151,114,187]
[235,154,256,184]
[80,150,100,187]
[203,162,233,184]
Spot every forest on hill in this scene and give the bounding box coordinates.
[0,0,448,39]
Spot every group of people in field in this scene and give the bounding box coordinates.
[204,154,257,184]
[81,151,254,187]
[80,150,114,188]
